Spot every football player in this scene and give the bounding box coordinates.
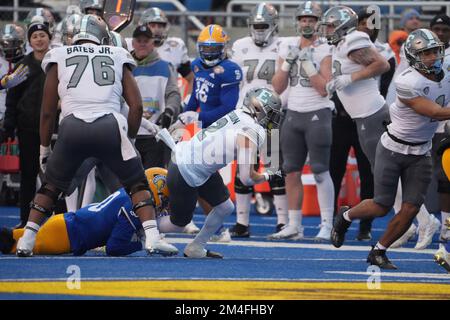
[229,3,288,238]
[177,24,243,129]
[0,168,173,256]
[15,14,177,257]
[162,88,283,258]
[270,1,334,241]
[332,29,450,269]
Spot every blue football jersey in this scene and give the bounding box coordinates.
[186,58,242,127]
[64,188,141,256]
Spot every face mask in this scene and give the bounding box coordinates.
[432,59,443,74]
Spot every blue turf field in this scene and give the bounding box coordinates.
[0,205,449,299]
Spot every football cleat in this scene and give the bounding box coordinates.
[390,223,417,248]
[434,244,450,273]
[183,221,200,235]
[356,230,372,241]
[16,236,35,257]
[314,224,332,242]
[275,223,285,233]
[415,215,440,250]
[267,224,303,240]
[183,242,223,259]
[229,223,250,238]
[210,227,231,243]
[146,238,179,256]
[367,246,397,270]
[441,217,450,242]
[331,206,351,248]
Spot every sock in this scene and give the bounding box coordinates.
[343,210,352,222]
[273,194,288,225]
[158,215,184,233]
[288,209,302,228]
[416,205,431,227]
[441,211,449,230]
[314,171,335,227]
[142,220,159,244]
[375,242,386,250]
[22,221,40,241]
[235,193,252,226]
[192,199,234,248]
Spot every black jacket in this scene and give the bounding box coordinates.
[4,52,46,134]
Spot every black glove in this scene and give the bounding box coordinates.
[0,127,15,143]
[265,169,285,184]
[157,108,175,129]
[437,136,450,156]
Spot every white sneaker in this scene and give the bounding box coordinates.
[16,236,35,257]
[434,244,450,273]
[390,224,417,248]
[210,228,231,243]
[415,216,440,250]
[314,224,332,241]
[183,221,200,235]
[267,224,303,240]
[145,237,179,256]
[183,242,223,259]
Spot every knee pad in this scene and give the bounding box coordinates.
[268,173,285,195]
[32,183,62,218]
[234,176,253,194]
[311,163,328,176]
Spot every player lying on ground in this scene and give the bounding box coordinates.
[0,168,174,256]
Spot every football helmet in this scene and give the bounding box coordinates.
[404,28,445,74]
[295,1,322,38]
[25,7,56,34]
[248,3,279,47]
[318,6,358,45]
[110,30,128,49]
[242,87,283,130]
[80,0,103,16]
[72,14,110,45]
[0,24,25,62]
[139,7,169,46]
[197,24,229,67]
[61,13,83,45]
[145,167,169,213]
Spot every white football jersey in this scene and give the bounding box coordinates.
[382,66,450,155]
[125,36,189,70]
[175,109,266,187]
[332,30,386,118]
[0,56,9,120]
[436,47,450,133]
[42,43,136,122]
[279,36,334,113]
[231,36,288,108]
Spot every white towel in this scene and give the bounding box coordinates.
[112,112,138,161]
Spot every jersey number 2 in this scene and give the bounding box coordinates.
[66,55,115,88]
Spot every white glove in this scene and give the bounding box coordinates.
[178,111,199,125]
[0,64,29,90]
[141,118,160,136]
[326,74,353,97]
[39,145,51,173]
[281,46,300,72]
[297,47,313,62]
[333,74,353,91]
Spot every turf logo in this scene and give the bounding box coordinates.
[66,265,81,290]
[366,265,381,289]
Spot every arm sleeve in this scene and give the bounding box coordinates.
[3,66,26,130]
[105,214,142,256]
[379,57,396,99]
[165,64,182,117]
[198,83,240,127]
